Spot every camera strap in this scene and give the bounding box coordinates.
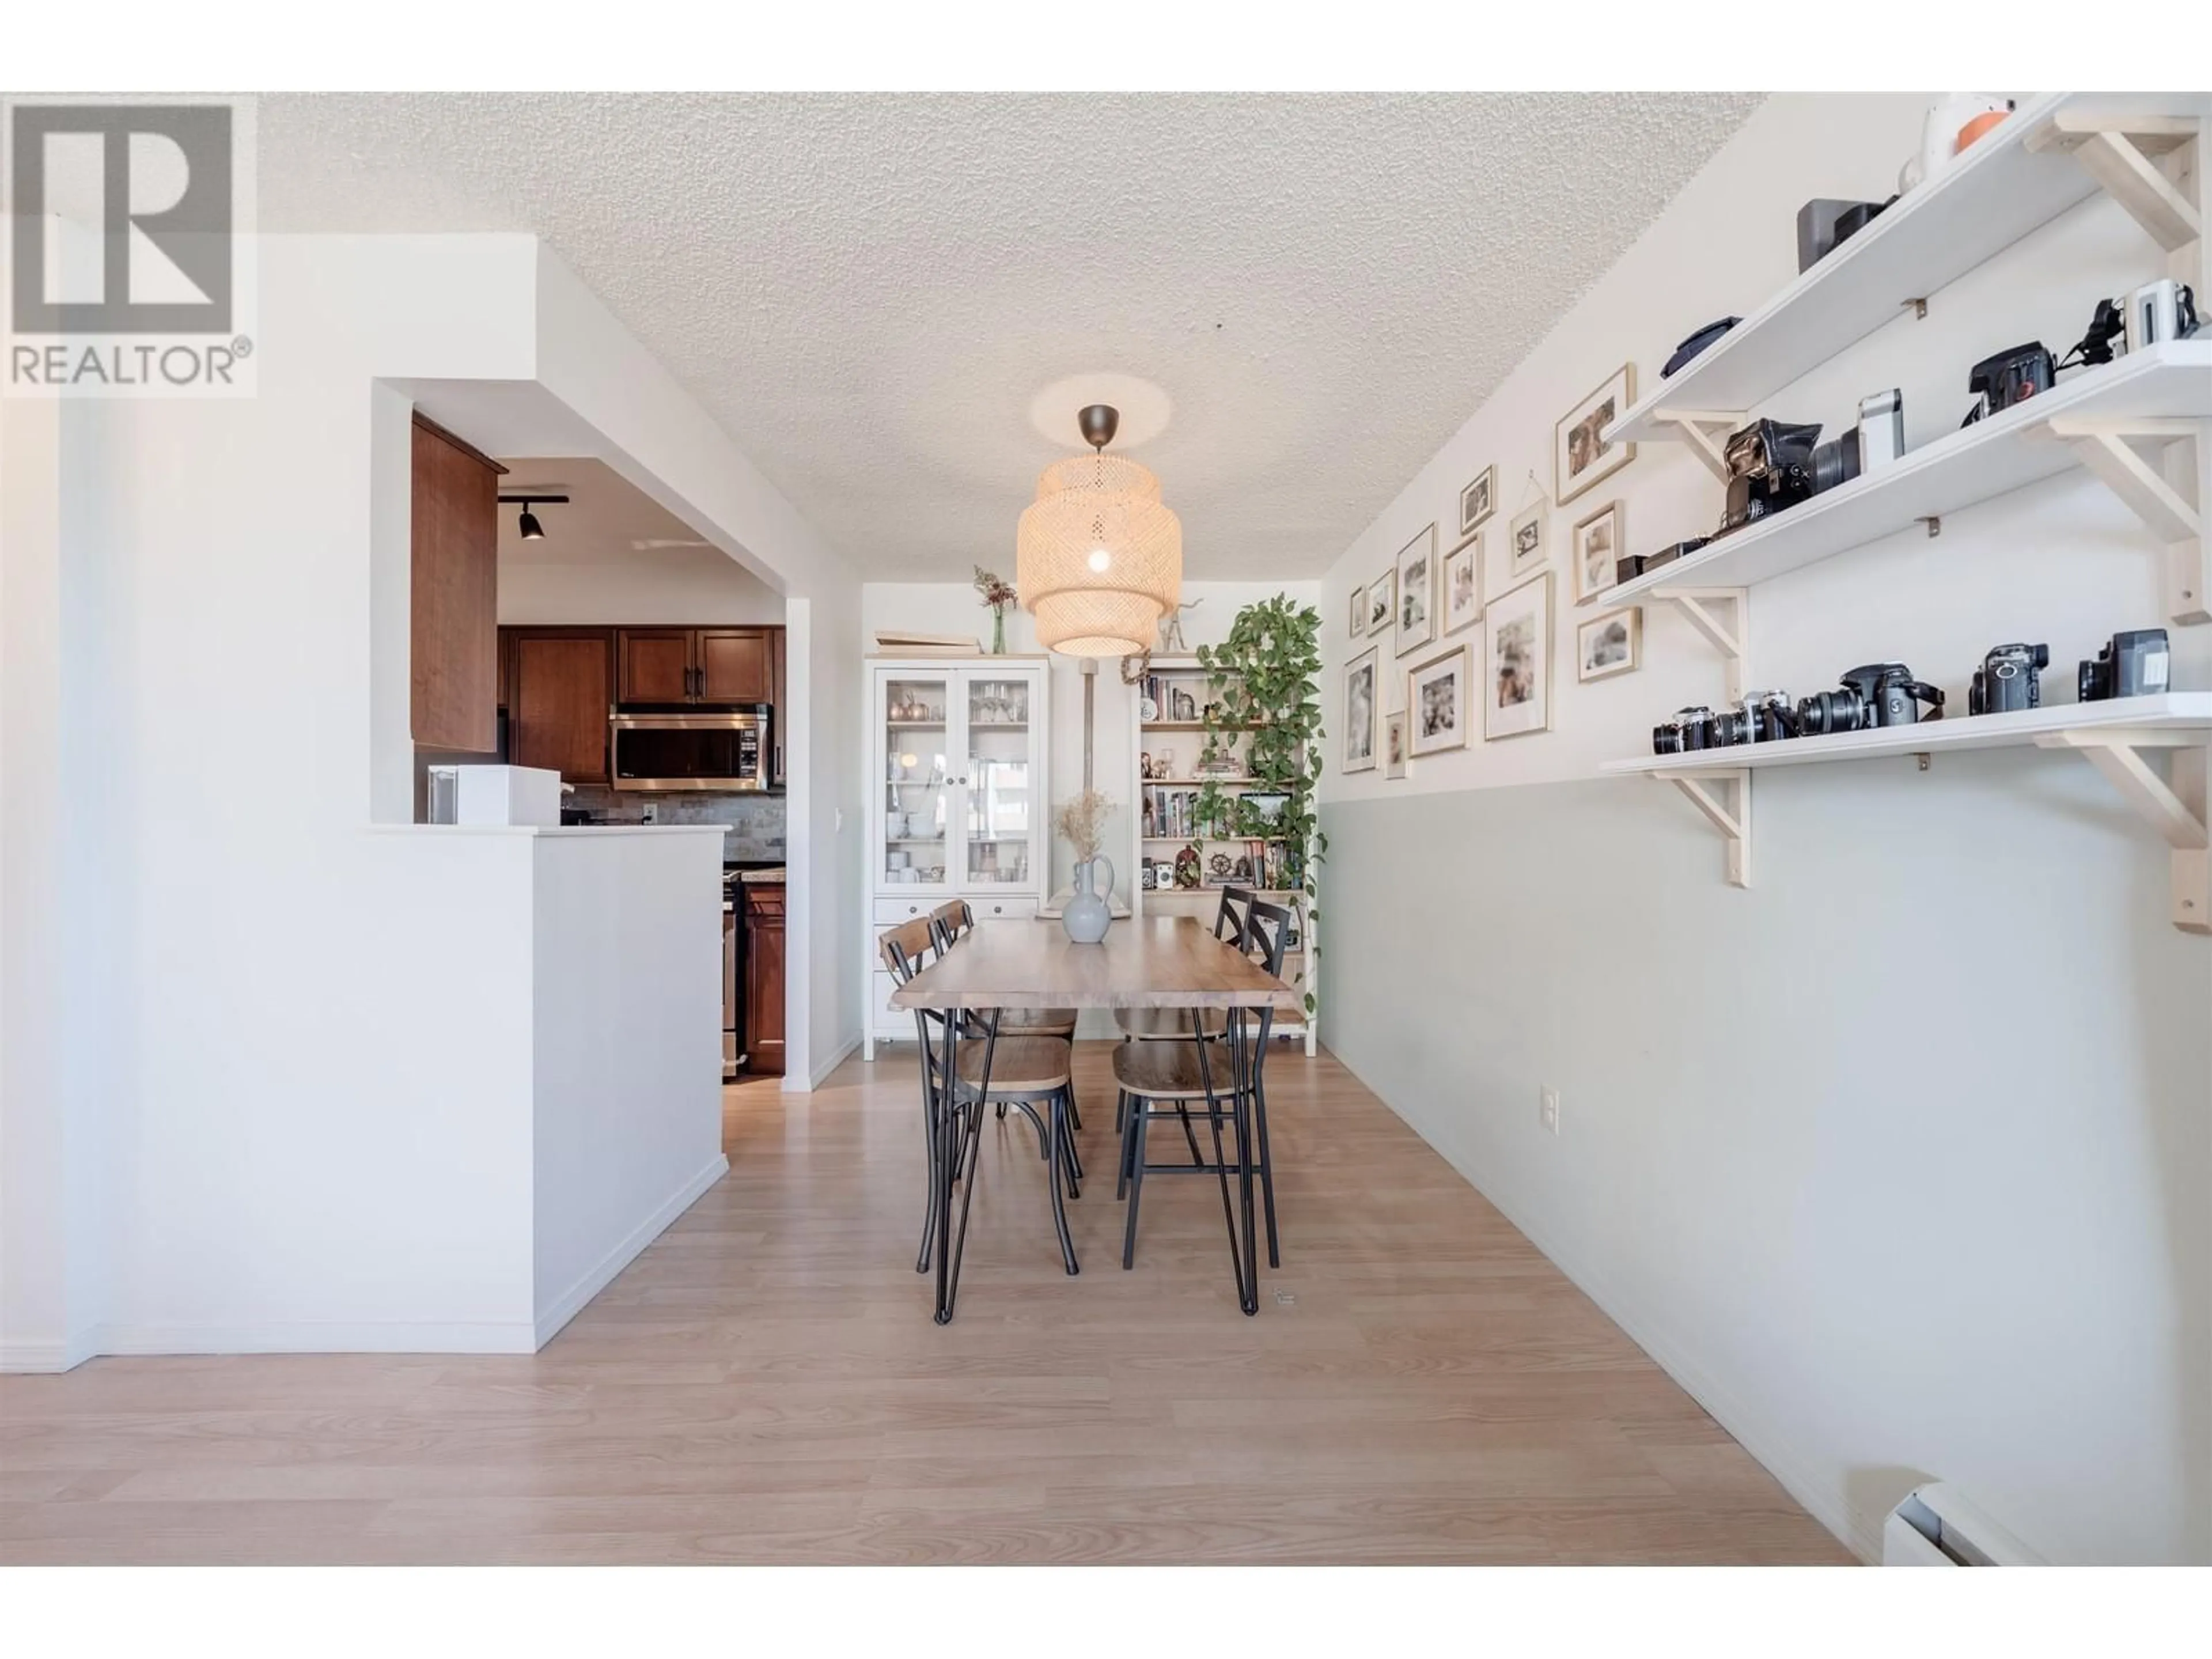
[1909,681,1946,719]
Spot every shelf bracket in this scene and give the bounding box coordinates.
[1654,768,1751,888]
[2043,416,2210,626]
[2027,112,2205,290]
[1652,585,1750,703]
[1651,410,1748,482]
[2036,727,2210,933]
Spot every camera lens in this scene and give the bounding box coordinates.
[1809,431,1861,494]
[1653,721,1683,755]
[1798,688,1862,736]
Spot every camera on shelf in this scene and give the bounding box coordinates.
[1711,691,1800,748]
[1967,642,2048,715]
[1652,706,1718,755]
[1797,198,1893,272]
[1715,395,1903,537]
[1617,537,1709,586]
[1963,342,2055,423]
[1797,663,1945,734]
[2079,629,2171,702]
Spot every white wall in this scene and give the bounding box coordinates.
[1316,93,2211,1563]
[499,543,783,625]
[0,232,859,1364]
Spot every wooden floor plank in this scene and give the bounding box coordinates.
[0,1042,1851,1565]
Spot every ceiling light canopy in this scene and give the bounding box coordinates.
[1016,404,1181,657]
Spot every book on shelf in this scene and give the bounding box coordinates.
[876,630,982,655]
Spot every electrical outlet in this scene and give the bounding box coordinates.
[1539,1085,1560,1136]
[641,802,660,824]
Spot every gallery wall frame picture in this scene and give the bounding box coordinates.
[1442,532,1482,637]
[1395,523,1438,658]
[1571,498,1624,607]
[1383,709,1409,779]
[1343,645,1378,773]
[1576,605,1642,683]
[1406,643,1472,757]
[1556,362,1637,506]
[1508,500,1547,582]
[1483,570,1554,742]
[1459,464,1495,537]
[1366,569,1395,637]
[1350,583,1368,638]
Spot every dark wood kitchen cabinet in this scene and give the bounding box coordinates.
[618,627,772,705]
[768,626,787,786]
[411,414,504,752]
[501,627,613,785]
[742,881,786,1075]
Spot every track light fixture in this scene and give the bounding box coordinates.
[499,493,569,541]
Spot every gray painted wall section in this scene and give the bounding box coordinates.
[1320,755,2210,1563]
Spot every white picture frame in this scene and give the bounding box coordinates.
[1343,645,1378,773]
[1383,709,1409,779]
[1577,605,1642,683]
[1366,569,1395,637]
[1395,524,1437,657]
[1350,583,1368,638]
[1458,464,1495,537]
[1508,501,1547,581]
[1441,532,1482,636]
[1406,645,1471,757]
[1483,572,1553,741]
[1571,499,1624,607]
[1555,362,1637,506]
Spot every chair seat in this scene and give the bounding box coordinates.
[1113,1005,1226,1040]
[1003,1007,1078,1037]
[956,1035,1073,1094]
[1111,1038,1236,1100]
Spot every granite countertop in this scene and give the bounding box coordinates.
[737,867,786,884]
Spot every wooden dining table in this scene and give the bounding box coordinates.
[889,915,1300,1323]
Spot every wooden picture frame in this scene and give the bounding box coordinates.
[1366,569,1395,637]
[1383,709,1409,779]
[1555,363,1637,505]
[1343,645,1378,773]
[1508,500,1547,582]
[1483,572,1553,741]
[1395,524,1437,657]
[1350,583,1368,639]
[1441,532,1482,636]
[1576,605,1642,683]
[1406,645,1471,757]
[1458,464,1495,537]
[1571,499,1624,607]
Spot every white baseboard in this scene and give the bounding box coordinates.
[0,1329,98,1373]
[86,1320,540,1357]
[789,1032,862,1093]
[532,1153,728,1348]
[1355,1065,1881,1565]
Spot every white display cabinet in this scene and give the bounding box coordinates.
[865,658,1051,1054]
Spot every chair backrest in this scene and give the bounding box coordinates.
[927,899,973,957]
[1230,897,1295,1088]
[1215,885,1255,948]
[879,916,938,983]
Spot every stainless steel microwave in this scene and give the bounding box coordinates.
[611,710,767,791]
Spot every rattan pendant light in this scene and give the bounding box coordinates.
[1017,404,1182,657]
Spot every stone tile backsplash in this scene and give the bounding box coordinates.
[567,787,786,861]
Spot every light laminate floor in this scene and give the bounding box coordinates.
[0,1043,1851,1565]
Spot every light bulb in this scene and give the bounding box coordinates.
[899,752,918,769]
[1087,547,1112,572]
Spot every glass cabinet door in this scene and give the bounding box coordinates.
[964,673,1034,887]
[882,675,952,889]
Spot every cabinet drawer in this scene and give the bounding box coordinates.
[874,895,943,925]
[965,896,1037,922]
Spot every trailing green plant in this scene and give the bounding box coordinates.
[1194,594,1328,1013]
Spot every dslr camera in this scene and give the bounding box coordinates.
[1967,642,2048,715]
[2079,629,2171,702]
[1715,400,1900,537]
[1797,664,1945,734]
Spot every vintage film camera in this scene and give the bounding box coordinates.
[1797,664,1945,734]
[1967,642,2048,715]
[1962,343,2055,423]
[1715,395,1904,537]
[2079,629,2171,702]
[1711,690,1801,747]
[1616,537,1710,586]
[1652,706,1718,755]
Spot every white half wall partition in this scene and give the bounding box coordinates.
[0,233,862,1368]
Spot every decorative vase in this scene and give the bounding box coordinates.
[990,608,1007,655]
[1062,855,1114,944]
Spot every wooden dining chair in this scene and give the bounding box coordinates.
[881,917,1082,1288]
[1112,896,1290,1284]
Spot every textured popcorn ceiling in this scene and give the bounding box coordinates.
[260,92,1764,578]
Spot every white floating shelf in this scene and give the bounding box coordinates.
[1607,91,2212,446]
[1601,342,2212,607]
[1603,694,2212,776]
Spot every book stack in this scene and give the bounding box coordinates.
[876,630,982,656]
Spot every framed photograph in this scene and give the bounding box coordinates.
[1366,570,1395,636]
[1241,790,1290,826]
[1483,572,1554,741]
[1577,606,1642,683]
[1458,465,1495,536]
[1395,524,1437,657]
[1441,533,1482,636]
[1343,645,1378,773]
[1571,499,1624,606]
[1556,363,1637,505]
[1508,501,1547,581]
[1383,710,1409,779]
[1406,646,1471,757]
[1350,583,1368,638]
